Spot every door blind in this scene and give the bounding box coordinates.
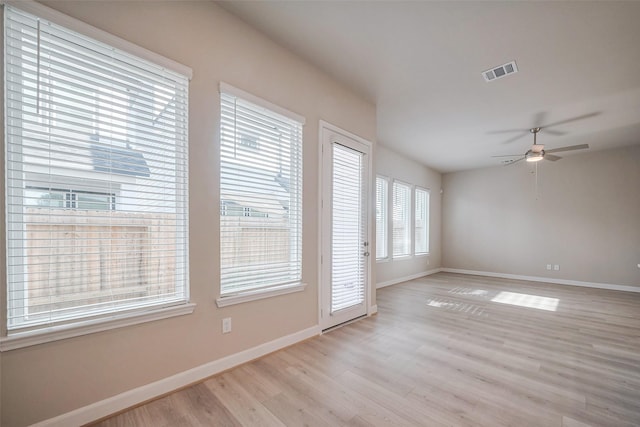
[4,6,190,331]
[331,143,365,312]
[219,88,303,295]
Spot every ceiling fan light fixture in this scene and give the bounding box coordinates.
[525,151,544,162]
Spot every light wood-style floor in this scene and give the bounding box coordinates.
[93,273,640,426]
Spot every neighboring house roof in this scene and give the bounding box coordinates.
[221,160,291,215]
[90,140,150,178]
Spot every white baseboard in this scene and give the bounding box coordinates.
[441,268,640,293]
[369,304,378,315]
[32,325,321,427]
[376,268,442,289]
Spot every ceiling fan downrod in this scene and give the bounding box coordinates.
[530,127,541,144]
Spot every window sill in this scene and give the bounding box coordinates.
[216,282,307,308]
[0,302,196,352]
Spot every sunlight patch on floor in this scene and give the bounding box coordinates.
[491,291,559,311]
[448,287,490,297]
[426,298,487,317]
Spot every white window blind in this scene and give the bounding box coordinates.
[219,86,303,296]
[392,181,411,257]
[375,176,388,260]
[415,188,430,255]
[331,143,365,312]
[4,6,190,331]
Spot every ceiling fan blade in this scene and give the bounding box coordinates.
[544,154,562,161]
[487,129,527,134]
[503,157,525,165]
[492,154,522,157]
[543,129,566,136]
[501,132,528,145]
[542,112,600,129]
[545,144,589,154]
[533,111,547,128]
[489,112,599,142]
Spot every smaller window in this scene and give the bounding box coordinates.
[375,176,388,260]
[415,188,429,255]
[392,181,412,258]
[26,187,116,211]
[219,84,304,296]
[239,134,259,150]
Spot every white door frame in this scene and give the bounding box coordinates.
[318,120,374,331]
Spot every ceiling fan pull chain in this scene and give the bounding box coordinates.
[535,162,539,200]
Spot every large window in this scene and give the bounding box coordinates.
[375,176,388,260]
[415,187,430,255]
[219,84,303,296]
[4,6,190,333]
[392,181,412,257]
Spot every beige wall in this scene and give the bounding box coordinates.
[0,2,376,426]
[375,145,442,286]
[442,145,640,287]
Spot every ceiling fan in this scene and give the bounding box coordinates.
[493,127,589,165]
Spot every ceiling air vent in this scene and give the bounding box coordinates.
[482,61,518,82]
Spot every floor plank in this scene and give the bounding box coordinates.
[92,273,640,426]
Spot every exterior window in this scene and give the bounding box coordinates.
[415,188,430,255]
[4,6,190,332]
[219,84,303,296]
[375,176,388,260]
[392,181,412,257]
[26,187,116,211]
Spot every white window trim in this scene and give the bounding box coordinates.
[218,83,304,299]
[216,282,307,308]
[1,0,193,79]
[0,303,196,351]
[3,2,192,342]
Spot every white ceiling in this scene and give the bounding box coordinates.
[218,1,640,173]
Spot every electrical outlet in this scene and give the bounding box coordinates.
[222,317,232,334]
[546,264,552,270]
[553,265,560,271]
